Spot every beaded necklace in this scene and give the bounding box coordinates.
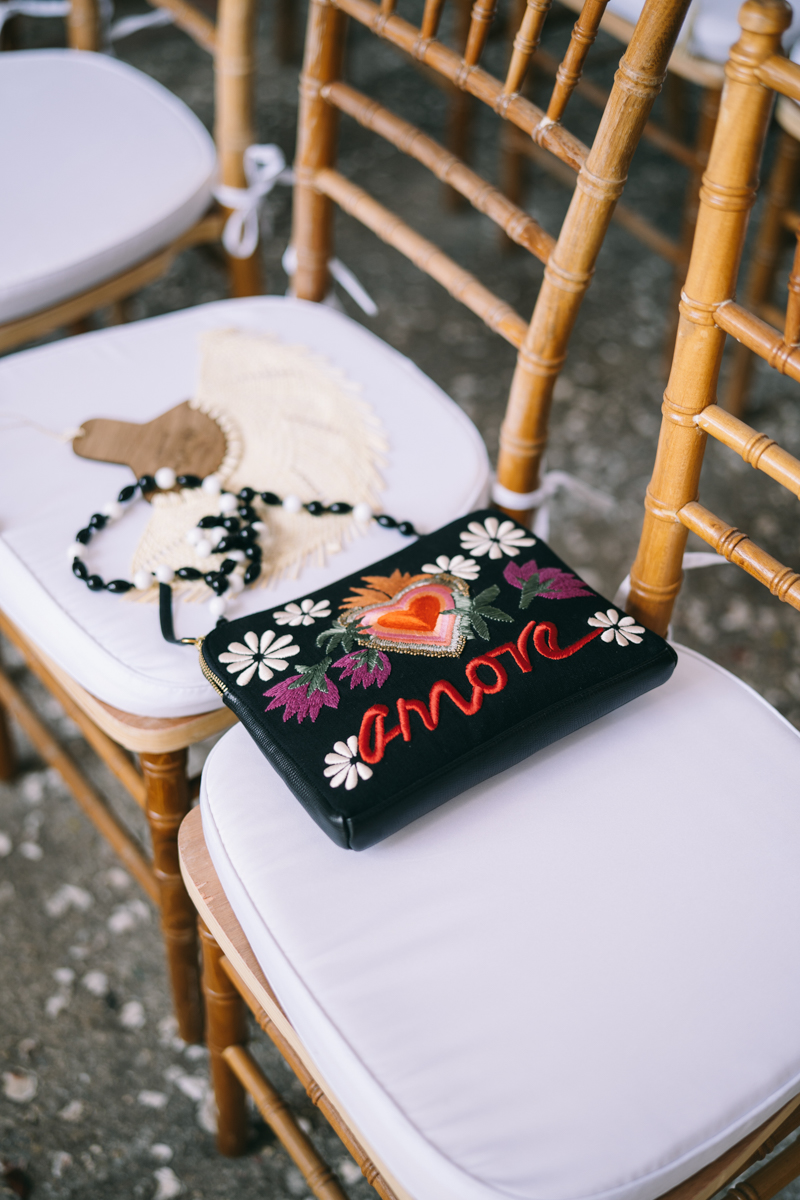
[69,468,416,644]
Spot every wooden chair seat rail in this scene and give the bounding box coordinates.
[312,167,529,345]
[321,80,556,260]
[328,0,589,172]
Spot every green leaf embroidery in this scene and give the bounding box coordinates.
[454,583,513,640]
[316,623,359,656]
[519,575,555,609]
[288,657,333,695]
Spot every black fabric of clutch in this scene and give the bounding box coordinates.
[200,510,676,849]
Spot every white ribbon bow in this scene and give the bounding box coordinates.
[213,144,294,260]
[281,244,378,317]
[491,470,615,541]
[0,0,69,31]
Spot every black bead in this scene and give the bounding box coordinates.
[106,579,134,593]
[215,616,228,627]
[176,567,202,580]
[118,484,137,503]
[237,504,256,523]
[239,526,257,544]
[89,512,108,530]
[76,528,93,545]
[376,514,398,528]
[328,502,352,514]
[222,516,240,532]
[260,491,281,506]
[72,559,88,580]
[398,521,416,536]
[198,515,224,529]
[176,474,202,488]
[86,575,105,591]
[138,474,157,493]
[305,500,325,516]
[220,559,237,575]
[238,487,256,502]
[204,573,228,596]
[244,544,262,562]
[243,561,261,584]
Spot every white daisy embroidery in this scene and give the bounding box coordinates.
[273,598,331,627]
[421,554,481,581]
[587,609,645,647]
[324,735,373,790]
[218,629,300,685]
[459,517,535,559]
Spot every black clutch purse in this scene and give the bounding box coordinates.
[200,510,676,849]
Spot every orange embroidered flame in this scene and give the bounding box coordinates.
[339,570,429,612]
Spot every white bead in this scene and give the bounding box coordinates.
[218,493,238,514]
[185,527,202,546]
[208,526,225,547]
[282,494,302,514]
[209,596,228,619]
[251,521,267,534]
[353,502,372,523]
[67,542,84,561]
[155,565,175,584]
[227,573,244,593]
[154,467,176,490]
[102,500,123,521]
[195,539,212,559]
[228,549,246,563]
[133,569,153,591]
[201,474,221,496]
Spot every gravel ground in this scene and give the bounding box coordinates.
[3,2,800,1197]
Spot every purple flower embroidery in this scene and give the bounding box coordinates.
[264,662,340,723]
[333,649,391,690]
[504,558,593,609]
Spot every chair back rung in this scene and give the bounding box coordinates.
[678,502,800,610]
[715,302,800,383]
[313,168,529,345]
[322,82,556,260]
[757,53,800,102]
[695,404,800,496]
[546,0,610,123]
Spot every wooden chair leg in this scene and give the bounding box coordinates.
[141,750,204,1045]
[198,919,249,1156]
[226,250,263,298]
[724,129,800,417]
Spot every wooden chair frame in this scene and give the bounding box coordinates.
[0,0,260,354]
[628,0,800,637]
[179,802,800,1200]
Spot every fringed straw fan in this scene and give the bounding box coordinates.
[72,329,387,601]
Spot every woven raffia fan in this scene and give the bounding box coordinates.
[72,329,387,601]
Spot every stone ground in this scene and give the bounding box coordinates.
[3,2,800,1196]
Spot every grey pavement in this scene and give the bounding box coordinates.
[3,2,800,1196]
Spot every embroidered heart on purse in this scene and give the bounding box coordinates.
[344,576,467,655]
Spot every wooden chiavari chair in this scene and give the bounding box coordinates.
[0,0,695,1052]
[0,0,262,354]
[177,3,800,1197]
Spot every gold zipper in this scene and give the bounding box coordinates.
[186,636,229,696]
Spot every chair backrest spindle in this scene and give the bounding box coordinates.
[463,0,498,66]
[503,0,552,96]
[785,234,800,345]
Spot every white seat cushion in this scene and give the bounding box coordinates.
[0,50,216,322]
[607,0,800,63]
[0,298,490,716]
[200,645,800,1200]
